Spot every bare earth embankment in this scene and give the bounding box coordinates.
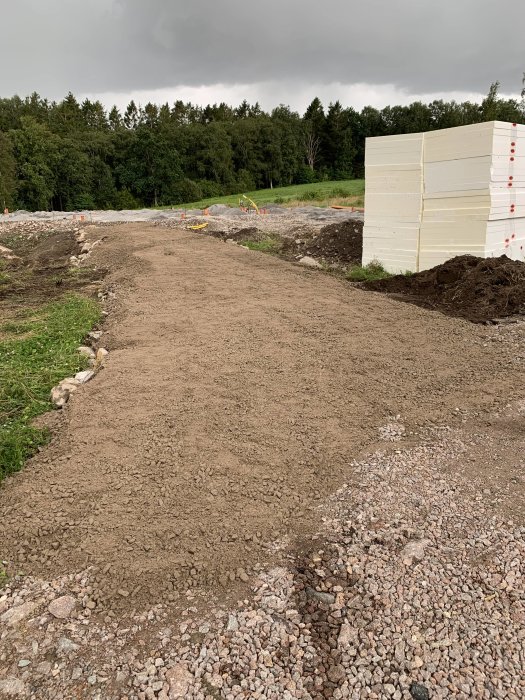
[0,223,524,699]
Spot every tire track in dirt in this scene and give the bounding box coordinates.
[0,224,523,615]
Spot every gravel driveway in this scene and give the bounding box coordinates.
[0,224,524,699]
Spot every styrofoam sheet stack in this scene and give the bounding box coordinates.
[362,133,424,272]
[363,121,525,273]
[419,121,525,270]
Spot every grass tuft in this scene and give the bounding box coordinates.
[0,294,100,481]
[346,262,392,282]
[240,238,281,253]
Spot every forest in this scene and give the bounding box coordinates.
[0,83,523,211]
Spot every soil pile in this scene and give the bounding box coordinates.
[303,219,363,264]
[0,225,104,304]
[363,255,525,322]
[26,231,78,268]
[209,227,267,243]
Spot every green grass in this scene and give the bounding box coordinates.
[167,180,365,210]
[346,262,392,282]
[0,295,100,480]
[240,238,281,253]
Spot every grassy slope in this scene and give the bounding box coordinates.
[169,179,365,210]
[0,295,100,480]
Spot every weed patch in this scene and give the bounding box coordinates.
[346,262,392,283]
[0,295,100,480]
[240,238,281,253]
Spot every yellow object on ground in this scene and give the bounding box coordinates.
[240,194,259,214]
[189,223,209,230]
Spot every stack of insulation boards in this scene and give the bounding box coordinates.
[363,133,423,272]
[363,121,525,273]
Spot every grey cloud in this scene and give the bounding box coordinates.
[1,0,523,100]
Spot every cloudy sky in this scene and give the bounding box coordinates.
[1,0,523,113]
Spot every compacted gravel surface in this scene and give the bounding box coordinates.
[0,223,524,699]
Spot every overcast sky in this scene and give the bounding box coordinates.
[1,0,523,113]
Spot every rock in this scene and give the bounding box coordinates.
[226,614,239,632]
[17,660,31,668]
[36,661,52,675]
[89,331,103,341]
[48,595,76,619]
[237,568,249,582]
[78,346,96,360]
[50,384,71,408]
[96,348,109,365]
[327,664,346,683]
[75,370,95,384]
[305,587,335,605]
[57,637,79,654]
[0,244,21,261]
[409,682,430,700]
[165,663,193,698]
[0,679,27,697]
[81,242,92,254]
[71,667,83,681]
[60,378,80,393]
[0,600,37,627]
[401,539,432,565]
[338,623,358,647]
[411,656,424,669]
[299,256,322,269]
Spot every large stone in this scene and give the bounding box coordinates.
[0,601,37,628]
[226,614,239,632]
[299,255,322,269]
[78,346,96,360]
[0,244,21,261]
[327,664,346,683]
[305,587,335,605]
[401,539,432,565]
[95,348,109,365]
[50,385,71,408]
[57,637,79,654]
[165,663,193,699]
[75,370,95,384]
[60,378,80,393]
[338,623,358,647]
[48,595,76,619]
[0,678,27,696]
[409,683,430,700]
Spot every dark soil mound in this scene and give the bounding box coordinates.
[363,255,525,323]
[210,227,266,242]
[305,219,363,264]
[26,231,78,269]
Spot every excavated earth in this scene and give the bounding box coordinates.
[363,255,525,323]
[0,223,524,699]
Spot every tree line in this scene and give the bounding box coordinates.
[0,83,523,211]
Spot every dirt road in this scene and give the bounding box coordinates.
[1,223,525,699]
[1,224,523,613]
